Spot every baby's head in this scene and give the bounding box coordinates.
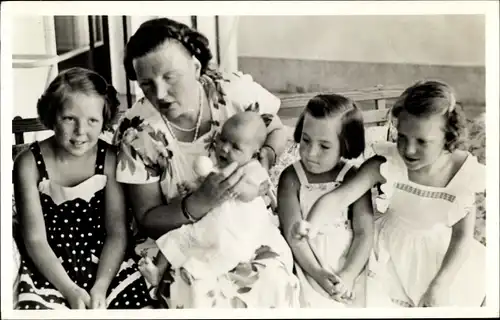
[215,111,267,168]
[391,80,467,170]
[294,94,365,174]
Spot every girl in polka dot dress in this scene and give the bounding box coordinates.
[13,67,154,310]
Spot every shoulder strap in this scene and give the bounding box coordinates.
[292,161,309,185]
[94,139,108,175]
[29,141,49,181]
[336,162,354,183]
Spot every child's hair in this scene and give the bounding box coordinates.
[293,94,365,159]
[37,67,120,132]
[391,80,467,152]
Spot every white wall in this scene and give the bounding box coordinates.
[237,15,485,66]
[12,16,57,142]
[12,16,57,119]
[218,16,239,72]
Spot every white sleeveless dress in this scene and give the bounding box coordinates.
[292,160,367,308]
[365,142,486,307]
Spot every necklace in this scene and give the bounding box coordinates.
[164,84,204,143]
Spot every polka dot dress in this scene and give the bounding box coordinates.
[15,140,154,310]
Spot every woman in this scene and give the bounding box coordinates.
[113,18,299,308]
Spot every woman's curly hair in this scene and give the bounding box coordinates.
[37,67,120,132]
[390,80,468,152]
[123,17,214,81]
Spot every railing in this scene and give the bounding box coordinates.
[277,85,405,126]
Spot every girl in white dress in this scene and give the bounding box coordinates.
[278,94,374,308]
[302,80,486,307]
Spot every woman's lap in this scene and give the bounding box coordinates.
[157,254,300,308]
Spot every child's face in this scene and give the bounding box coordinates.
[215,122,259,168]
[299,113,342,174]
[396,111,447,172]
[53,92,104,157]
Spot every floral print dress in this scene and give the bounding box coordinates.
[113,71,300,308]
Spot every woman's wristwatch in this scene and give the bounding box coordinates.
[181,193,199,223]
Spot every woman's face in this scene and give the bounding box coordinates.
[133,39,201,118]
[53,92,104,157]
[396,110,447,172]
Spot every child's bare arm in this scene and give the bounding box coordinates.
[13,150,81,298]
[431,203,476,288]
[307,156,385,226]
[93,148,127,292]
[337,169,374,287]
[277,166,328,279]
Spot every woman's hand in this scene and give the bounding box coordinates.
[188,161,246,217]
[89,283,108,309]
[65,286,91,309]
[259,146,276,172]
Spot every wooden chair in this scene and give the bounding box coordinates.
[12,116,48,161]
[12,116,47,145]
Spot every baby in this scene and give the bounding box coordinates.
[139,111,278,285]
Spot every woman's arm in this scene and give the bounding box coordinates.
[13,150,82,298]
[277,165,323,277]
[92,149,128,292]
[260,115,288,170]
[337,170,374,287]
[307,157,385,226]
[128,161,247,240]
